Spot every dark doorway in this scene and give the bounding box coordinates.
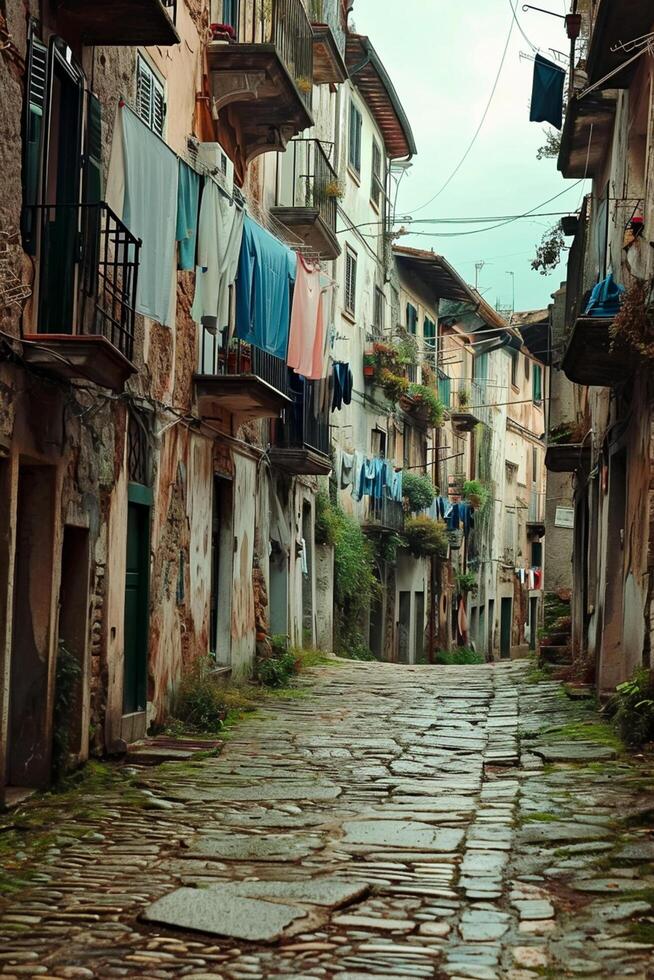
[398,591,410,663]
[500,597,512,659]
[123,500,150,715]
[414,591,425,663]
[301,503,313,645]
[488,598,495,658]
[478,604,486,659]
[600,450,627,688]
[8,464,56,787]
[529,596,538,651]
[369,570,384,660]
[58,526,90,758]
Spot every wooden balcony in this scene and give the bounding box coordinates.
[586,0,654,88]
[21,202,139,391]
[56,0,180,46]
[271,139,341,259]
[310,0,347,85]
[545,442,591,473]
[206,0,314,185]
[269,381,331,475]
[195,336,291,423]
[561,316,636,386]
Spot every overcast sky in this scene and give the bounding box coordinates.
[351,0,582,313]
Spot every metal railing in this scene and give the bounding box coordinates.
[276,380,330,455]
[527,488,546,524]
[27,202,140,361]
[233,0,313,107]
[161,0,177,23]
[308,0,346,58]
[364,496,405,533]
[199,329,290,397]
[564,194,590,337]
[275,138,338,235]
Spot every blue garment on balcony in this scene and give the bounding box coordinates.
[356,456,386,501]
[332,362,353,410]
[447,503,461,530]
[390,467,403,502]
[529,54,565,130]
[584,273,624,317]
[108,104,178,327]
[235,216,296,359]
[176,161,200,271]
[459,502,475,536]
[435,496,453,520]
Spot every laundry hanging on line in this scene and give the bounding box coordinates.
[176,160,201,272]
[287,256,326,381]
[332,362,353,410]
[192,178,244,334]
[235,215,296,360]
[529,53,565,130]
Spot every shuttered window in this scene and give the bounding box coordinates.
[371,139,382,207]
[406,302,417,335]
[424,316,436,353]
[348,100,362,175]
[22,23,48,252]
[533,363,543,403]
[345,245,357,315]
[136,56,166,137]
[84,93,103,204]
[373,286,384,334]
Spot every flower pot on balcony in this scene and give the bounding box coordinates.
[227,351,252,374]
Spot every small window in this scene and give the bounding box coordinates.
[532,363,543,404]
[424,317,436,355]
[345,245,357,316]
[509,351,517,387]
[406,302,418,335]
[532,446,538,483]
[371,427,387,457]
[371,139,383,208]
[348,100,362,175]
[525,356,530,381]
[136,56,166,137]
[373,286,384,333]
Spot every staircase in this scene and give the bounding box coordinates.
[538,591,572,675]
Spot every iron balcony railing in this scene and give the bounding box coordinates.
[276,379,330,456]
[564,194,590,335]
[275,138,338,236]
[27,202,140,361]
[199,329,290,397]
[527,488,546,524]
[308,0,346,57]
[231,0,313,108]
[364,496,405,533]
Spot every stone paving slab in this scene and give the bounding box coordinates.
[1,660,654,979]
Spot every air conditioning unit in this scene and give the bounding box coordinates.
[186,137,234,196]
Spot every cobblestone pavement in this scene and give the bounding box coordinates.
[2,660,654,979]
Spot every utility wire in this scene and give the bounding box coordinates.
[405,0,518,216]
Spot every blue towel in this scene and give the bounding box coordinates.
[529,54,565,130]
[176,160,200,271]
[236,216,296,359]
[460,501,475,535]
[391,468,403,502]
[447,503,460,530]
[584,273,624,318]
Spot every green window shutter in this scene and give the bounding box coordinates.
[349,101,361,173]
[84,92,103,204]
[424,317,436,351]
[533,364,542,402]
[406,303,417,334]
[22,25,48,253]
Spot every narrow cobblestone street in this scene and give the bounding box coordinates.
[1,661,654,979]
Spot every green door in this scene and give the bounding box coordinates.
[500,597,512,660]
[123,500,150,714]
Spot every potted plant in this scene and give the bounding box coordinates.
[455,570,479,596]
[403,472,437,513]
[378,368,409,403]
[462,479,489,510]
[403,383,445,427]
[457,387,471,410]
[363,351,376,379]
[324,179,345,200]
[296,76,313,94]
[402,515,449,558]
[421,361,436,387]
[373,341,404,374]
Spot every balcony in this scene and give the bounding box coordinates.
[558,88,618,179]
[22,203,139,391]
[545,442,591,473]
[269,380,331,475]
[308,0,347,85]
[206,0,314,185]
[561,316,636,386]
[272,139,341,259]
[195,334,291,423]
[56,0,179,46]
[362,497,405,535]
[526,489,546,538]
[446,383,484,432]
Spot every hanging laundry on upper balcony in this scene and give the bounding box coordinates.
[529,54,565,130]
[288,256,325,380]
[235,216,296,359]
[192,180,244,334]
[584,273,624,318]
[176,161,200,272]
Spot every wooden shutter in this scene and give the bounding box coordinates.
[136,58,153,129]
[371,140,381,206]
[345,247,356,314]
[406,303,417,334]
[349,101,361,173]
[84,93,103,204]
[22,23,48,252]
[152,80,166,137]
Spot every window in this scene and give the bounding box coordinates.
[531,541,543,567]
[348,100,362,175]
[136,56,166,136]
[371,427,387,457]
[532,363,543,404]
[371,139,383,208]
[344,245,357,315]
[424,317,436,357]
[532,446,538,483]
[510,350,519,387]
[222,0,239,32]
[524,356,530,381]
[373,286,385,334]
[406,302,418,335]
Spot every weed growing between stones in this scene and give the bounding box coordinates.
[434,647,484,665]
[607,668,654,746]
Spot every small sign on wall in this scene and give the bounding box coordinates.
[555,506,574,528]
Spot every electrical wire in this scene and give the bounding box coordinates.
[404,0,519,216]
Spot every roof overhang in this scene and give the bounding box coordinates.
[586,0,654,88]
[345,33,417,159]
[558,88,618,178]
[393,246,480,305]
[512,310,552,365]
